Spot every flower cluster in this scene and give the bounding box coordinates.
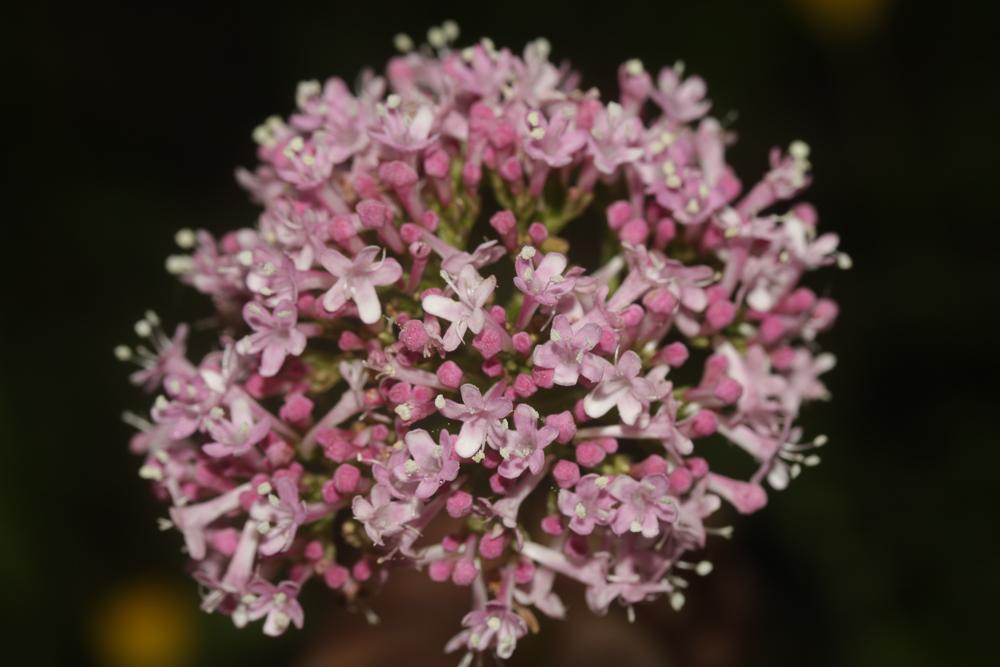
[119,23,845,663]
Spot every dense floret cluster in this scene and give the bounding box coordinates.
[120,24,845,663]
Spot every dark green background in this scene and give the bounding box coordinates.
[3,1,998,665]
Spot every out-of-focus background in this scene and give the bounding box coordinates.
[3,1,998,665]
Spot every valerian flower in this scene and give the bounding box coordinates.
[121,25,843,660]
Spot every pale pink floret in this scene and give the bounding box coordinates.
[496,404,558,479]
[437,383,514,458]
[608,473,678,538]
[394,428,461,499]
[236,300,307,377]
[318,245,402,324]
[532,315,604,386]
[583,351,658,426]
[422,265,497,351]
[203,396,271,458]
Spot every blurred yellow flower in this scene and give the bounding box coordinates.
[92,580,195,667]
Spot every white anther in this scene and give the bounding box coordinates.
[442,20,460,41]
[165,255,194,274]
[607,101,623,119]
[695,561,713,576]
[661,160,676,175]
[529,127,546,140]
[394,404,413,421]
[629,520,643,533]
[288,136,305,152]
[550,329,562,342]
[404,460,419,474]
[686,199,701,214]
[813,434,828,447]
[519,246,537,260]
[595,476,609,489]
[486,616,502,631]
[624,59,644,76]
[256,521,271,535]
[427,27,446,49]
[138,465,162,481]
[393,33,414,52]
[237,250,254,267]
[134,320,152,337]
[803,455,821,467]
[526,110,540,127]
[837,253,853,270]
[434,395,446,410]
[789,140,810,160]
[113,345,132,361]
[660,131,676,146]
[575,502,587,518]
[256,482,272,495]
[174,228,196,249]
[670,591,686,611]
[386,94,402,110]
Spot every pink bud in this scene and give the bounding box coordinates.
[500,156,522,181]
[759,316,785,344]
[279,393,314,425]
[513,373,537,398]
[424,148,450,178]
[636,454,668,477]
[512,331,533,356]
[482,357,503,377]
[553,460,581,488]
[714,377,744,404]
[304,540,324,560]
[321,479,340,503]
[528,222,548,245]
[451,559,478,586]
[620,219,650,245]
[378,160,417,187]
[687,457,709,478]
[420,210,440,231]
[660,341,689,367]
[428,558,455,582]
[490,210,517,235]
[541,514,564,535]
[462,160,482,187]
[545,411,577,443]
[337,331,365,351]
[606,200,632,229]
[436,361,464,388]
[352,559,373,582]
[400,319,430,351]
[400,222,422,244]
[576,441,606,468]
[323,565,349,589]
[643,288,677,315]
[706,300,736,331]
[690,410,718,438]
[356,199,391,229]
[531,366,555,389]
[621,304,645,327]
[446,491,473,518]
[333,464,361,495]
[472,328,504,359]
[668,467,693,495]
[479,532,507,559]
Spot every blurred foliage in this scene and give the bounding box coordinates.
[2,0,997,665]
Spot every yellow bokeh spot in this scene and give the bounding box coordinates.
[92,580,195,667]
[790,0,896,36]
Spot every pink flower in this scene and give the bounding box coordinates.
[351,483,417,546]
[318,245,402,324]
[513,249,577,307]
[651,63,711,123]
[203,396,271,458]
[446,601,528,660]
[583,351,658,426]
[608,473,678,538]
[532,315,604,386]
[422,265,497,351]
[587,102,644,174]
[437,383,513,458]
[394,429,461,499]
[236,300,308,377]
[557,474,617,535]
[245,579,305,636]
[369,103,438,153]
[522,106,587,167]
[497,404,558,479]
